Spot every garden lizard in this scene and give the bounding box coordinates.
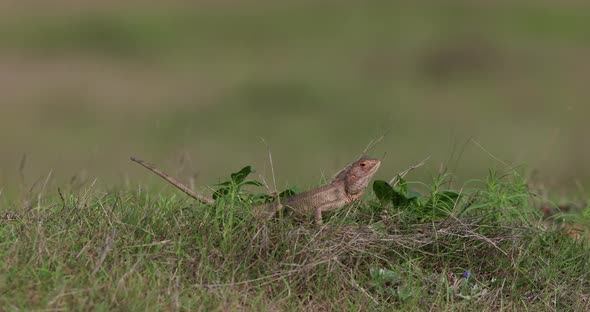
[131,156,381,223]
[253,157,381,223]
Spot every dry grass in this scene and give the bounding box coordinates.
[1,2,590,309]
[1,178,588,310]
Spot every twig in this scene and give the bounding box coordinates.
[259,138,278,194]
[76,241,92,259]
[123,240,172,249]
[80,178,98,209]
[130,156,214,205]
[92,228,116,275]
[37,169,53,209]
[57,187,66,207]
[389,156,430,186]
[19,153,27,188]
[168,266,180,311]
[344,265,379,306]
[193,269,299,288]
[363,130,390,155]
[117,256,142,289]
[471,139,509,168]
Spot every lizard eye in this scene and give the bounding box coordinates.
[360,162,367,167]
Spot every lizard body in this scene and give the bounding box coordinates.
[253,157,381,223]
[131,156,380,223]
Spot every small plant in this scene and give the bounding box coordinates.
[213,165,299,206]
[445,270,488,301]
[368,267,400,298]
[374,177,421,207]
[2,164,589,310]
[212,165,263,201]
[368,266,418,303]
[373,176,461,222]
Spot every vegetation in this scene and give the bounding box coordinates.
[2,165,588,310]
[1,1,589,310]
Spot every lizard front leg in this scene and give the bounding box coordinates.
[314,207,323,224]
[313,197,349,224]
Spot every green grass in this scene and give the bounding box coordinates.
[2,166,589,310]
[1,2,590,309]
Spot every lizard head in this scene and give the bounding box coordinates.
[344,157,381,195]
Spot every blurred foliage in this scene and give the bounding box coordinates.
[0,1,589,196]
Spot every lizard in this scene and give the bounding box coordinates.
[252,157,381,223]
[130,156,381,223]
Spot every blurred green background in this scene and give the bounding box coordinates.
[1,1,589,195]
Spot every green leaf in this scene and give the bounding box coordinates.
[373,180,394,202]
[420,190,461,220]
[369,268,380,280]
[241,180,263,187]
[369,267,400,289]
[425,190,460,211]
[397,286,414,302]
[378,268,399,283]
[436,190,461,211]
[397,177,408,196]
[406,190,422,201]
[279,187,299,198]
[230,166,253,184]
[212,188,229,200]
[392,188,415,207]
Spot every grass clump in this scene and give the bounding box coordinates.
[1,167,589,310]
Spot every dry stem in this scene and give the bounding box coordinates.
[130,156,214,204]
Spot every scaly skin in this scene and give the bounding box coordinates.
[254,157,381,223]
[131,155,381,223]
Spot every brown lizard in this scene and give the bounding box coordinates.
[130,156,381,223]
[253,157,381,223]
